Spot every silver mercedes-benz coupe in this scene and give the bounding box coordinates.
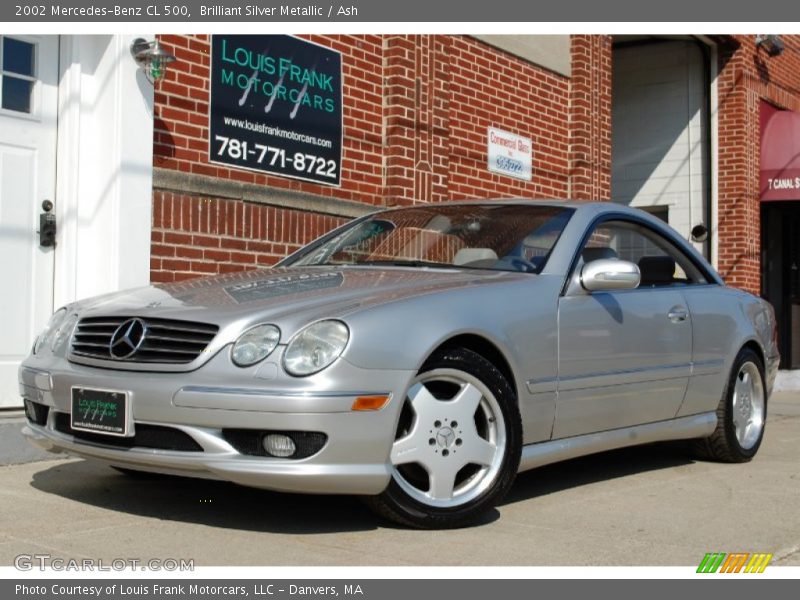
[21,201,779,528]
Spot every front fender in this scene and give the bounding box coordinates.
[341,275,564,444]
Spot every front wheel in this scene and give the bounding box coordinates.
[365,347,522,529]
[694,347,767,462]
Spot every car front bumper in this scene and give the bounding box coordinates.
[766,353,780,397]
[19,349,415,495]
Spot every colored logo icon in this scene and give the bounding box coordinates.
[697,552,773,573]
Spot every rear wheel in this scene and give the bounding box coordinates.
[365,347,522,529]
[694,347,767,462]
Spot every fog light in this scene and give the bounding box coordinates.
[24,400,36,421]
[263,433,296,458]
[24,400,49,426]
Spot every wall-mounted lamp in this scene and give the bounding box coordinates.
[755,35,785,58]
[691,224,709,243]
[130,38,176,84]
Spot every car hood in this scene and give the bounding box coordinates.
[75,266,527,326]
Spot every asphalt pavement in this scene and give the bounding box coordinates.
[0,411,61,465]
[0,391,798,566]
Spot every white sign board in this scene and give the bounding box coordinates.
[487,127,532,181]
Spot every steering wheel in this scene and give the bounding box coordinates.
[497,256,538,273]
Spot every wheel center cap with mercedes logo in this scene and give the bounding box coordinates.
[109,318,147,359]
[436,426,456,448]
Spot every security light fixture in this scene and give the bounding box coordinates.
[691,224,709,243]
[755,35,785,58]
[130,38,176,84]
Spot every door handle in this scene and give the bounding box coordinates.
[667,306,688,322]
[38,199,56,247]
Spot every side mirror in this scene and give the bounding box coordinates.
[581,259,640,292]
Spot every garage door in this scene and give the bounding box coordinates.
[611,40,708,249]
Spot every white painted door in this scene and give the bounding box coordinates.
[0,35,58,408]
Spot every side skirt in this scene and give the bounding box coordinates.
[518,412,717,473]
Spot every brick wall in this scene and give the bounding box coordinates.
[152,34,607,282]
[446,36,573,200]
[569,35,612,202]
[717,35,800,294]
[150,192,345,283]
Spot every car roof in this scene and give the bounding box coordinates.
[373,199,639,217]
[368,199,722,285]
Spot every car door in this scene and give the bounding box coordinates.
[554,219,697,439]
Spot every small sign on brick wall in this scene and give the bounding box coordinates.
[487,127,532,181]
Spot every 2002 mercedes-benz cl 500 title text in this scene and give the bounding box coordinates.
[21,201,779,528]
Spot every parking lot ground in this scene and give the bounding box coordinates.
[0,391,798,567]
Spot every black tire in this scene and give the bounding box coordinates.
[693,347,767,463]
[365,347,522,529]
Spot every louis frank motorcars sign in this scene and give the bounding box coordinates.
[487,127,532,181]
[209,35,343,186]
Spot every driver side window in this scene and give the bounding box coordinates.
[582,220,707,287]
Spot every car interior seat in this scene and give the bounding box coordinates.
[582,247,618,263]
[452,247,499,268]
[637,255,676,286]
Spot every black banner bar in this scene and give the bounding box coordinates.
[3,0,800,22]
[5,579,800,600]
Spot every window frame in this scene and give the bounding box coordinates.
[0,35,40,119]
[562,213,720,296]
[280,204,576,275]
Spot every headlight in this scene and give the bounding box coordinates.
[283,320,349,376]
[50,313,79,352]
[32,307,68,355]
[231,324,281,367]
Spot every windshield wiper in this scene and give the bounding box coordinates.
[357,259,463,269]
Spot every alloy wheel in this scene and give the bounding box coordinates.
[389,368,507,508]
[732,361,765,450]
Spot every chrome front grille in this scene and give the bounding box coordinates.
[70,316,219,364]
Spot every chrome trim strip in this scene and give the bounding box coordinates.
[531,359,724,395]
[518,412,716,473]
[178,385,390,399]
[556,362,691,391]
[525,376,558,394]
[690,358,725,376]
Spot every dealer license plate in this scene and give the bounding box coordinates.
[70,387,130,436]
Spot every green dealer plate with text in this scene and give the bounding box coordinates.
[70,388,129,437]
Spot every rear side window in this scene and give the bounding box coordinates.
[581,220,707,287]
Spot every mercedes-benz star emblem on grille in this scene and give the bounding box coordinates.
[109,318,147,359]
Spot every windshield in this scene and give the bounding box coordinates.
[282,204,574,273]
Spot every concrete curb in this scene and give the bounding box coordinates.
[774,370,800,392]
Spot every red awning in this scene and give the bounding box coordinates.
[761,101,800,202]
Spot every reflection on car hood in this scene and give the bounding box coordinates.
[76,266,527,325]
